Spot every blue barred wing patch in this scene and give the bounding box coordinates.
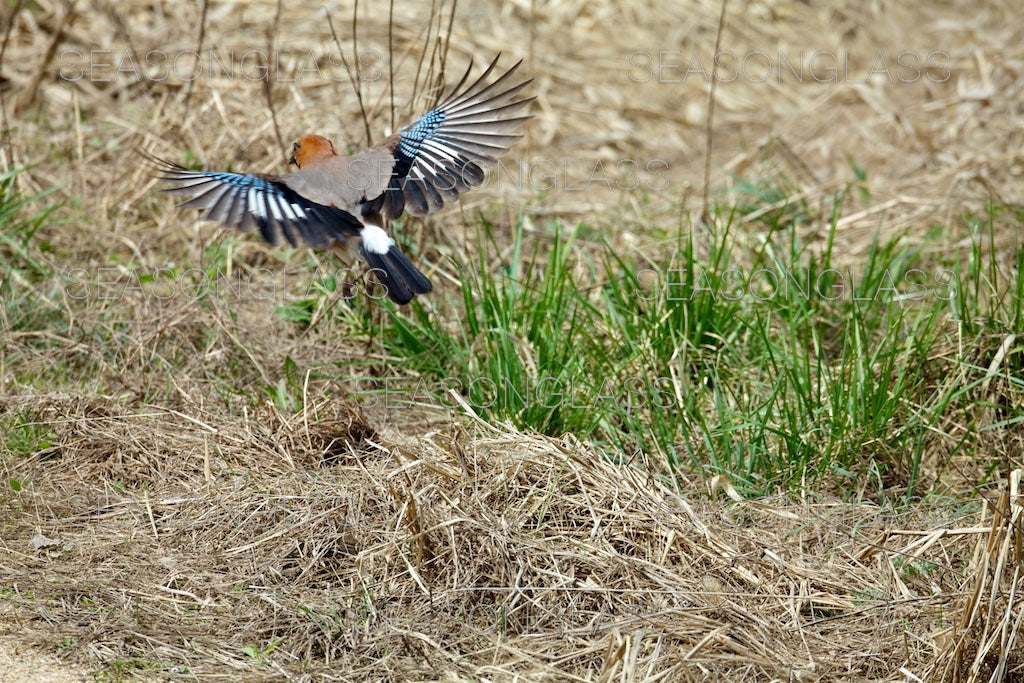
[397,109,446,161]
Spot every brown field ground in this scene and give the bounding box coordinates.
[1,0,1023,680]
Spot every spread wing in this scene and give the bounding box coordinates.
[366,54,534,219]
[144,152,364,248]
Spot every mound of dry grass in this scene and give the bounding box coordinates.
[0,394,1019,680]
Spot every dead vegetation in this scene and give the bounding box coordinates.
[1,0,1023,680]
[2,393,1021,680]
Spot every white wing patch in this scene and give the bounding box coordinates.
[246,188,307,222]
[360,224,395,255]
[247,187,265,218]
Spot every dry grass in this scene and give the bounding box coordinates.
[2,0,1024,680]
[2,392,1020,680]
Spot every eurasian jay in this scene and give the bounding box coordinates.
[148,55,533,304]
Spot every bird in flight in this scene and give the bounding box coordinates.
[148,55,533,304]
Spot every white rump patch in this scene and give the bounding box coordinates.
[361,224,395,254]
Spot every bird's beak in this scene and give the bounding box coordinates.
[288,153,297,167]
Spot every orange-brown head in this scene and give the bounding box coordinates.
[289,135,337,168]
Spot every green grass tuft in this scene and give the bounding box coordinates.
[370,194,1023,496]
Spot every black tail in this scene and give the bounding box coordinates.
[360,243,433,304]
